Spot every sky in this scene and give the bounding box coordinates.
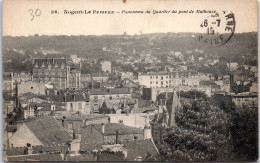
[2,0,258,36]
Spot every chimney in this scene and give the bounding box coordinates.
[26,143,33,155]
[73,129,76,140]
[62,116,66,127]
[143,125,151,140]
[116,130,119,144]
[101,123,105,134]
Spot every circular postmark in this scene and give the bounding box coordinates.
[198,11,236,46]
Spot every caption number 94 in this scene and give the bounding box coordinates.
[29,8,41,21]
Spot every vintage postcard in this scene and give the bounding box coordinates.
[2,0,258,161]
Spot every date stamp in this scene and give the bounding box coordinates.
[198,11,236,46]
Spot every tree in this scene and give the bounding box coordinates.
[158,100,234,161]
[230,107,258,161]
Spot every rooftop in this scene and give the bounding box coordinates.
[24,117,72,146]
[92,73,109,77]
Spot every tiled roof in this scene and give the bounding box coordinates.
[89,89,109,95]
[65,94,86,102]
[25,117,72,146]
[110,88,131,94]
[82,123,143,138]
[123,139,158,161]
[38,95,65,102]
[79,139,158,161]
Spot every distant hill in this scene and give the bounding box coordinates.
[2,32,257,72]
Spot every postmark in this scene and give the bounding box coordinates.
[198,11,236,46]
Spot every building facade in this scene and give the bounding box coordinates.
[32,58,81,90]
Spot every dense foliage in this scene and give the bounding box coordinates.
[230,107,258,161]
[157,92,258,162]
[158,100,234,161]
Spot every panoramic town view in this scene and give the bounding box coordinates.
[2,32,258,161]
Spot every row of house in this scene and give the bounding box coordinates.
[5,116,158,161]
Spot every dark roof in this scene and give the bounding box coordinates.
[80,123,143,145]
[55,115,109,121]
[28,102,66,111]
[6,125,17,132]
[89,88,131,95]
[38,95,64,102]
[199,80,217,86]
[94,123,143,135]
[3,73,12,80]
[79,139,158,161]
[132,106,157,113]
[122,79,140,88]
[123,139,158,160]
[89,89,109,95]
[65,94,86,102]
[38,94,87,102]
[84,114,109,120]
[25,117,72,146]
[110,88,131,94]
[7,154,63,161]
[33,58,66,68]
[138,100,154,108]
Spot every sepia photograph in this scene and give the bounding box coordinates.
[2,0,258,161]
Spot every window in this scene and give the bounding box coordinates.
[161,81,163,85]
[150,81,152,84]
[161,76,163,80]
[94,96,98,100]
[156,76,158,79]
[31,87,33,89]
[109,96,112,100]
[150,76,152,79]
[156,81,158,84]
[166,76,168,79]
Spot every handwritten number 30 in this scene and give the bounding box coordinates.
[29,9,41,21]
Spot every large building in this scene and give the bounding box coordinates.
[138,72,170,88]
[89,88,132,113]
[138,71,211,89]
[32,58,81,90]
